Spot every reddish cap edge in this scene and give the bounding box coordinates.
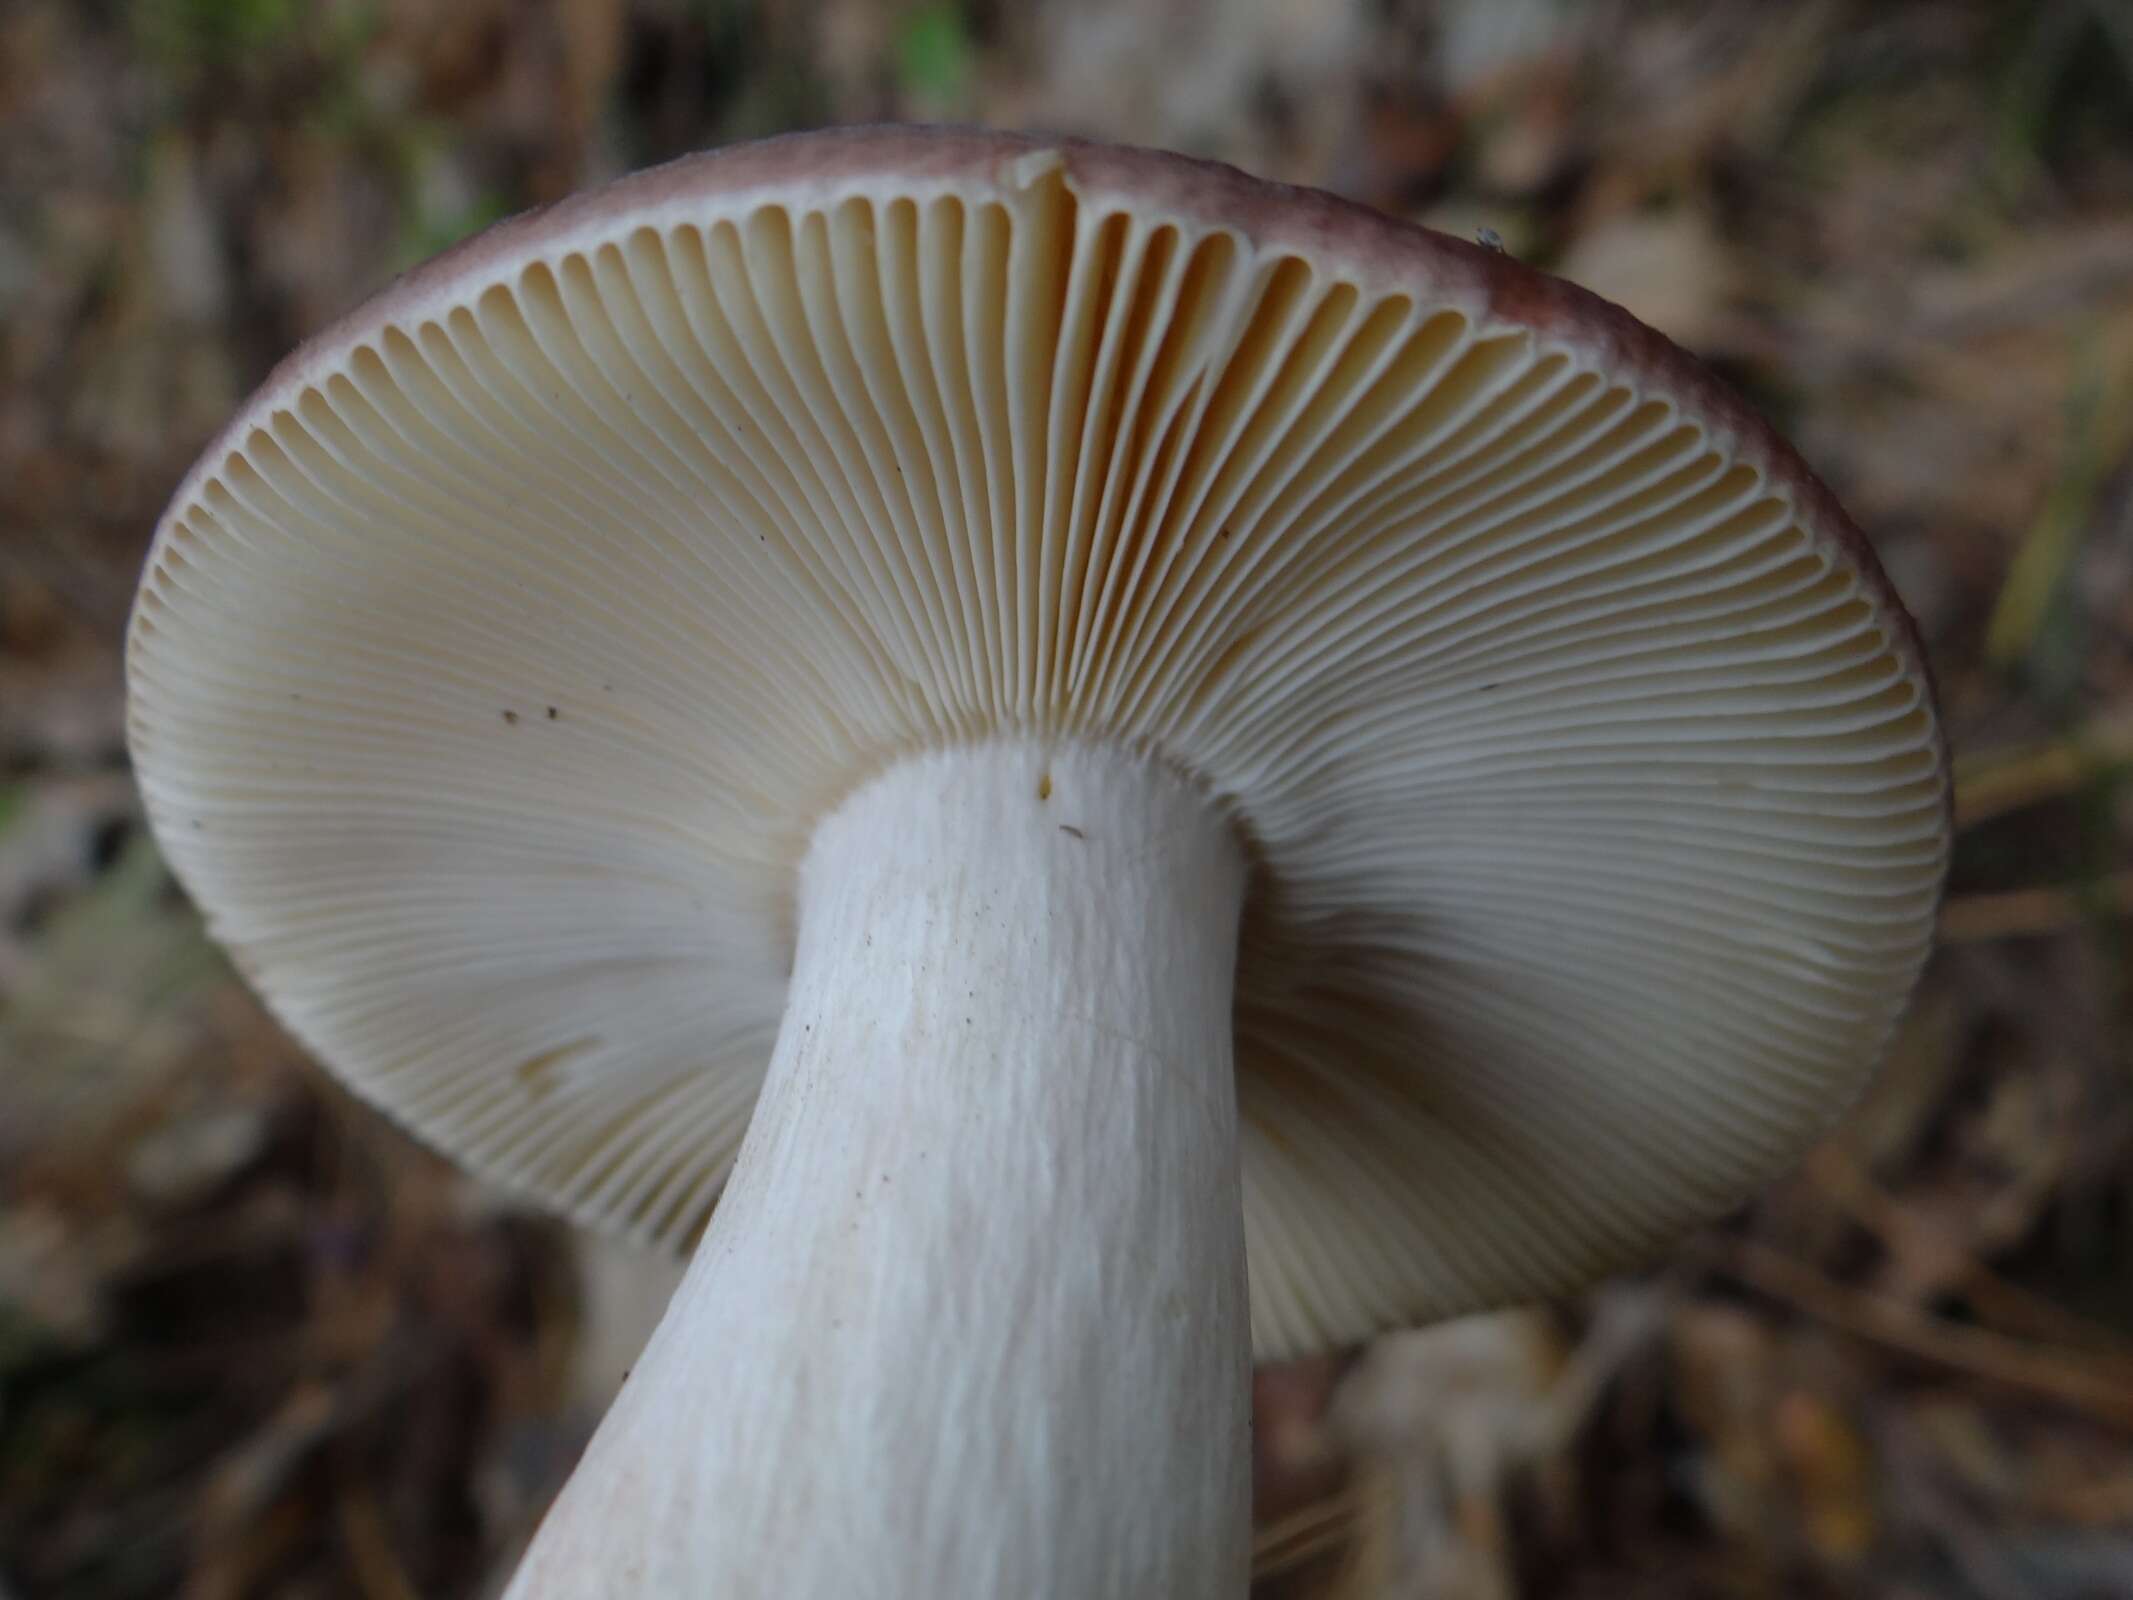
[130,122,1953,862]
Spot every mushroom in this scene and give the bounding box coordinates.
[125,128,1950,1595]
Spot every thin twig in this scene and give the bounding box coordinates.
[1955,707,2133,827]
[1806,1146,2131,1355]
[1939,872,2133,941]
[1984,345,2121,669]
[1251,1490,1359,1581]
[338,1487,420,1600]
[1704,1238,2133,1428]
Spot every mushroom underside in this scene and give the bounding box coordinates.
[126,128,1950,1598]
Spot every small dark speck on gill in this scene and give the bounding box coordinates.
[501,709,519,725]
[517,1039,594,1098]
[546,705,559,720]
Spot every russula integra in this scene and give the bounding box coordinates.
[126,127,1950,1595]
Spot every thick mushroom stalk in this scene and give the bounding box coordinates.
[504,741,1253,1596]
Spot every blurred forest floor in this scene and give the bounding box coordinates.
[4,1,2132,1596]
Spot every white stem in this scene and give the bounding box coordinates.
[504,742,1253,1598]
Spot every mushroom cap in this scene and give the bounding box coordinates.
[127,127,1949,1359]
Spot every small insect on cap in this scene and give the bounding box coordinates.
[128,127,1948,1358]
